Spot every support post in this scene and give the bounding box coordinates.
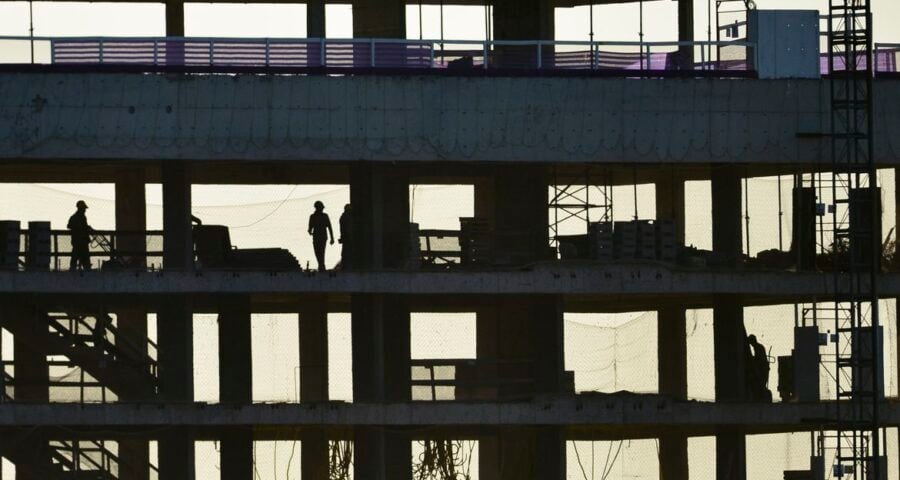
[474,166,552,266]
[477,296,565,479]
[116,170,151,480]
[349,164,411,479]
[307,0,326,38]
[162,161,192,271]
[300,295,329,480]
[157,297,194,480]
[677,0,694,68]
[218,296,252,480]
[165,0,184,36]
[492,0,554,68]
[0,304,49,480]
[351,0,405,38]
[711,166,746,480]
[351,294,411,480]
[655,173,688,480]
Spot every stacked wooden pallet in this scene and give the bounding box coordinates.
[459,217,492,265]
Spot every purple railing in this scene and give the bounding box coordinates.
[0,37,759,75]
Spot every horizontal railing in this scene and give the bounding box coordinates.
[11,229,164,272]
[411,358,536,401]
[875,43,900,74]
[0,35,757,75]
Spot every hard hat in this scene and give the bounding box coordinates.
[314,201,324,209]
[76,200,88,209]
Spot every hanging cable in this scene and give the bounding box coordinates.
[632,168,639,221]
[29,0,34,64]
[589,2,595,69]
[777,174,784,251]
[228,185,300,229]
[439,0,445,54]
[744,177,750,256]
[418,0,423,40]
[638,0,644,69]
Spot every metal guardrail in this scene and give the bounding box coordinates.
[0,35,757,75]
[13,229,164,272]
[411,358,536,401]
[875,43,900,74]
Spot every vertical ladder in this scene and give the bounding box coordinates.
[826,0,882,477]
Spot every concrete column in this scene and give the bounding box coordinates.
[349,165,412,479]
[116,171,151,480]
[477,296,565,480]
[0,304,48,480]
[217,296,252,480]
[351,294,410,480]
[349,164,410,270]
[677,0,694,67]
[493,0,554,40]
[159,164,195,478]
[352,0,405,38]
[165,0,184,36]
[711,166,746,480]
[300,295,329,480]
[157,297,194,480]
[475,166,551,265]
[492,0,553,68]
[711,166,743,268]
[307,0,326,38]
[5,305,48,404]
[655,174,688,480]
[162,161,192,271]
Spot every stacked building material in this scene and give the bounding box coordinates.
[26,221,51,271]
[459,217,492,265]
[0,221,20,270]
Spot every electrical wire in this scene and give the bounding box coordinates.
[228,184,300,229]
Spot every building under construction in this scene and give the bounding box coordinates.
[0,0,899,478]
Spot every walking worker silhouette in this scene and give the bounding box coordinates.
[308,201,334,272]
[67,200,94,271]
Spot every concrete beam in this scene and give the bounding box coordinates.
[2,267,895,300]
[0,397,895,431]
[6,75,898,166]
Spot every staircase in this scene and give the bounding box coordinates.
[2,310,158,401]
[1,436,158,480]
[45,312,159,399]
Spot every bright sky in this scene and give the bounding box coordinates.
[0,1,897,42]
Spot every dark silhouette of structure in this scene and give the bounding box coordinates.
[339,203,352,269]
[308,200,334,272]
[747,334,772,402]
[67,200,93,271]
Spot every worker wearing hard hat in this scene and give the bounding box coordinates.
[67,200,94,271]
[308,200,335,272]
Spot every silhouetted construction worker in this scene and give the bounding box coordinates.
[67,200,93,271]
[747,334,772,402]
[339,204,352,269]
[308,201,334,272]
